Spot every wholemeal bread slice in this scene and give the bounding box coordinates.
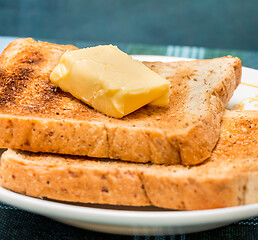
[0,38,241,165]
[1,110,257,210]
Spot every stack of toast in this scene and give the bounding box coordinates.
[0,38,257,210]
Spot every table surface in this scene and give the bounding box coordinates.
[0,36,257,240]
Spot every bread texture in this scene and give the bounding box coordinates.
[0,38,241,165]
[0,110,257,210]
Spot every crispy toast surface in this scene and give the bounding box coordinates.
[0,38,241,165]
[1,110,257,210]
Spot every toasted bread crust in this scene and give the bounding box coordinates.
[1,110,257,210]
[0,38,241,165]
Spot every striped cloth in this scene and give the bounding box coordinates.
[0,36,257,240]
[127,44,258,70]
[1,36,258,69]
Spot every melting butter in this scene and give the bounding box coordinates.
[50,45,170,118]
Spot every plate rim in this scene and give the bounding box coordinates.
[0,185,258,227]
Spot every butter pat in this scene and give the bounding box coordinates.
[50,45,170,118]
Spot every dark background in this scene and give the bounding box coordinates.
[0,0,258,51]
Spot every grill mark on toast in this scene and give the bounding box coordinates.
[0,41,78,115]
[0,46,44,110]
[0,66,33,107]
[20,50,43,65]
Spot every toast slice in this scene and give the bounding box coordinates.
[1,110,257,210]
[0,38,241,165]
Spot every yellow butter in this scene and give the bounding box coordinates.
[50,45,170,118]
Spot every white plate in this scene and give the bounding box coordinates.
[0,56,257,236]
